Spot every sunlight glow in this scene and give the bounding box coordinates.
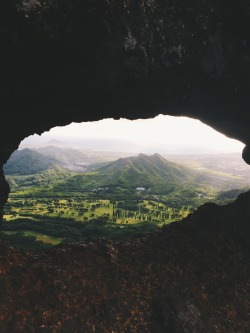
[21,115,244,154]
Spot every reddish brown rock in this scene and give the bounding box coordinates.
[1,192,250,332]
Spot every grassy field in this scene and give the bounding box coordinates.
[3,196,191,225]
[1,190,194,250]
[3,230,63,245]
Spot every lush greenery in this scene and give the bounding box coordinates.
[2,148,248,250]
[3,148,59,175]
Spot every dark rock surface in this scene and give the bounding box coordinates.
[0,3,250,331]
[1,191,250,332]
[0,1,250,132]
[0,0,250,213]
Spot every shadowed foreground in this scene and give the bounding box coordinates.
[0,192,250,332]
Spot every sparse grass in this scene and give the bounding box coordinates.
[3,230,63,245]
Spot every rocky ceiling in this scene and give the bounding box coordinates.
[0,0,250,217]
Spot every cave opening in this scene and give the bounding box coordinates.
[1,115,249,251]
[0,0,250,329]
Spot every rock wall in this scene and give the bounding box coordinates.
[0,2,250,331]
[1,2,250,209]
[0,1,250,214]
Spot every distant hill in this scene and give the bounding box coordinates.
[54,153,211,194]
[163,153,250,178]
[3,149,60,175]
[99,153,192,177]
[35,145,138,171]
[5,151,249,197]
[98,153,197,184]
[35,145,91,164]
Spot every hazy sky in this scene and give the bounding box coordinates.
[22,115,244,154]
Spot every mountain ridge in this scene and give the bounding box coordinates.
[98,152,195,178]
[4,150,249,196]
[3,148,60,175]
[54,153,208,194]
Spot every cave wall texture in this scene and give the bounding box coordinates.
[0,1,250,206]
[0,1,250,331]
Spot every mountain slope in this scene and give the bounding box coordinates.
[3,149,60,175]
[6,151,248,195]
[35,145,91,164]
[99,153,194,178]
[5,165,75,189]
[55,153,212,194]
[35,145,129,164]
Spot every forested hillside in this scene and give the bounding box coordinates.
[3,149,60,175]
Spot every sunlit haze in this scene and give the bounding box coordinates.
[21,115,244,154]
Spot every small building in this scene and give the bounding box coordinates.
[136,187,145,191]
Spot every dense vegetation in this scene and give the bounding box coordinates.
[3,148,59,175]
[2,147,249,250]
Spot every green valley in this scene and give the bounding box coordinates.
[1,147,249,250]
